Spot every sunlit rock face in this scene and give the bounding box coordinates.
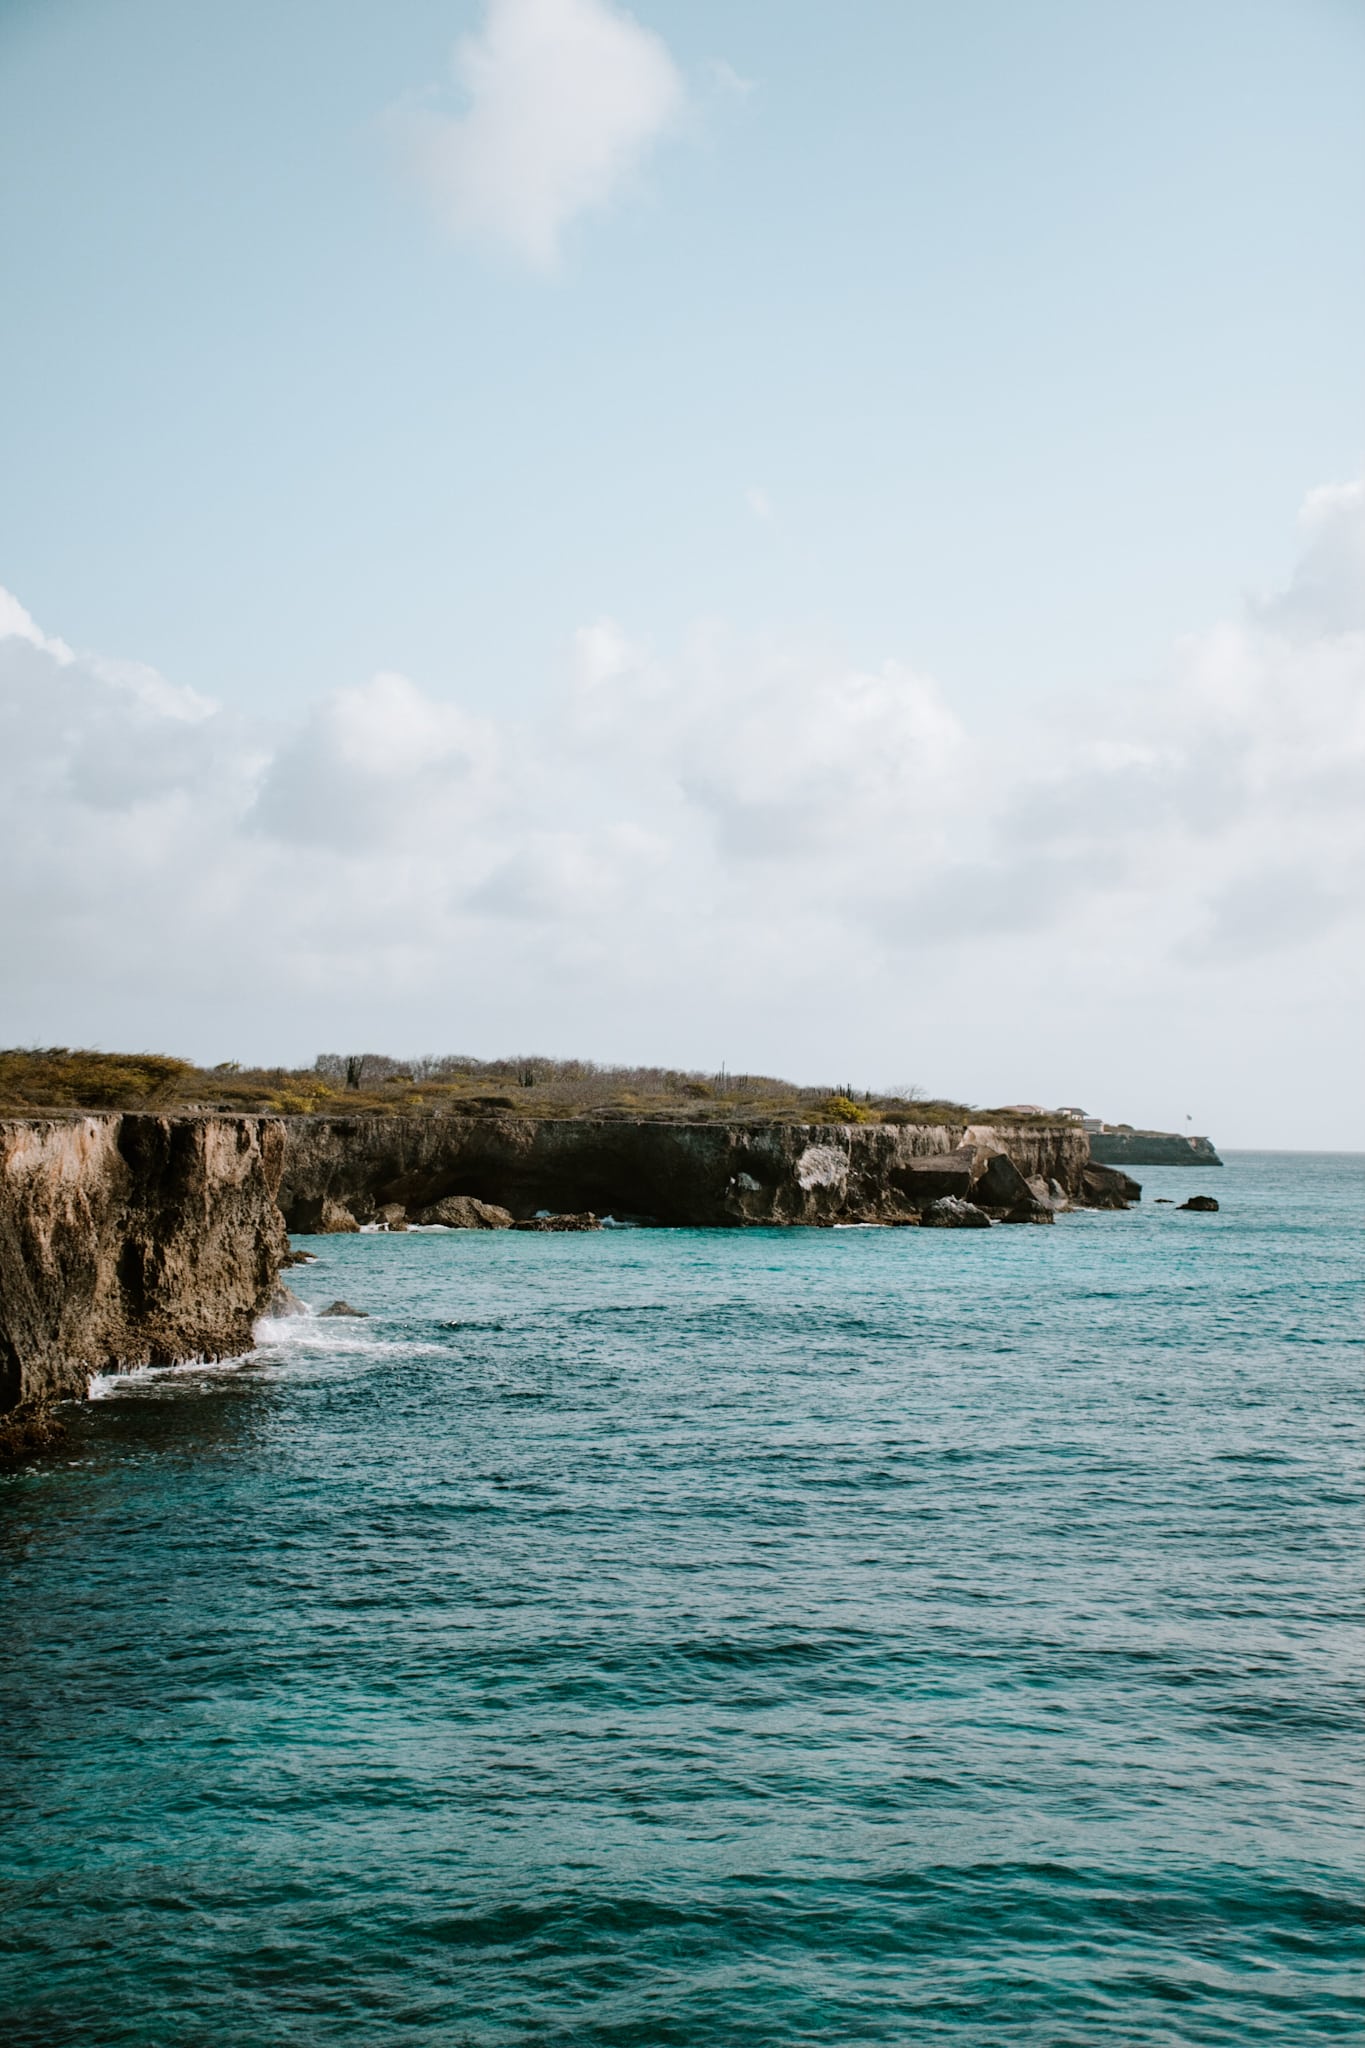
[0,1115,287,1411]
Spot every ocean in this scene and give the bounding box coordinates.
[1,1152,1360,2044]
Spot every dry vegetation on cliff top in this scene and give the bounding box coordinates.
[0,1048,1059,1128]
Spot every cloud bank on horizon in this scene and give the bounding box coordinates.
[391,0,686,266]
[3,479,1362,1144]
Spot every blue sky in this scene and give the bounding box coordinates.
[3,0,1360,708]
[1,0,1363,1141]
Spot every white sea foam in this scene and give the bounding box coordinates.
[85,1295,451,1402]
[88,1349,256,1399]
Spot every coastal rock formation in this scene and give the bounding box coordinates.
[0,1400,67,1462]
[0,1108,1143,1428]
[288,1196,359,1234]
[414,1196,514,1229]
[1090,1129,1222,1167]
[1178,1195,1220,1212]
[266,1281,308,1317]
[1,1114,287,1413]
[512,1213,602,1232]
[972,1151,1034,1210]
[277,1115,1104,1232]
[921,1197,991,1228]
[1079,1163,1142,1210]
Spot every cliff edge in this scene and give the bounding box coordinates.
[1089,1129,1222,1167]
[278,1114,1112,1230]
[1,1115,287,1414]
[1,1110,1139,1432]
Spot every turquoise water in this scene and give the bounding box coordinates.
[2,1152,1361,2044]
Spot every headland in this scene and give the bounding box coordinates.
[0,1049,1177,1431]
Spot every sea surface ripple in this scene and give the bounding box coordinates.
[2,1152,1361,2044]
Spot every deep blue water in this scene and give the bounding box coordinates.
[2,1151,1361,2045]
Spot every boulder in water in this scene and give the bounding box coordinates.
[414,1196,515,1229]
[0,1401,66,1467]
[319,1300,368,1318]
[283,1197,360,1235]
[1178,1195,1220,1213]
[921,1197,991,1229]
[1080,1164,1141,1210]
[512,1212,602,1232]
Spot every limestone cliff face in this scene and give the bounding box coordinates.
[0,1115,287,1412]
[0,1110,1124,1420]
[279,1116,1097,1231]
[1089,1130,1222,1167]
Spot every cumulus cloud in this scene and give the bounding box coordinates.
[1,477,1362,1134]
[394,0,685,266]
[251,671,499,852]
[1259,479,1365,637]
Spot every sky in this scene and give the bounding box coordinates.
[1,0,1362,1146]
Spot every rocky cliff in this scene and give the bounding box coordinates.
[278,1115,1108,1231]
[1,1115,287,1413]
[1089,1130,1222,1167]
[1,1110,1138,1427]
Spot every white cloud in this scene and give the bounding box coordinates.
[1260,478,1365,637]
[395,0,685,266]
[1,476,1362,1140]
[0,587,72,662]
[250,671,499,851]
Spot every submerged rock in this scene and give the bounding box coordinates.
[512,1213,602,1232]
[319,1299,368,1317]
[921,1197,992,1229]
[0,1399,67,1467]
[1178,1195,1220,1213]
